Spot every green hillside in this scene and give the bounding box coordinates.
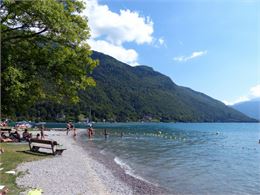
[77,51,254,122]
[21,51,255,122]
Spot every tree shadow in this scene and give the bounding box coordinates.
[16,150,53,156]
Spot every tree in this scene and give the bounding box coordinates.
[1,0,97,117]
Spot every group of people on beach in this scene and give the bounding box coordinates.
[66,121,95,139]
[0,125,46,143]
[0,129,31,142]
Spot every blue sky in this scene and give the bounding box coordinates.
[83,0,260,105]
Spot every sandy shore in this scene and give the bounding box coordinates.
[16,130,168,195]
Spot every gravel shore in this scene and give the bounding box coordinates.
[16,130,132,195]
[16,130,168,195]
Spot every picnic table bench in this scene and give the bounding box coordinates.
[28,138,66,155]
[0,126,12,134]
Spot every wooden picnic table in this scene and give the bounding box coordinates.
[28,138,66,155]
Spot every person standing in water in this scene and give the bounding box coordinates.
[87,125,94,138]
[104,129,108,139]
[66,122,71,135]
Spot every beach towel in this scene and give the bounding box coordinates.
[27,189,42,195]
[5,170,15,175]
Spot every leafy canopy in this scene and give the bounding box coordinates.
[1,0,97,116]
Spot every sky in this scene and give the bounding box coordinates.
[82,0,260,105]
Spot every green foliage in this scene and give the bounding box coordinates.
[78,51,254,122]
[17,51,255,122]
[1,0,97,116]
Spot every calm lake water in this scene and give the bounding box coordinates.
[45,122,260,194]
[79,122,260,194]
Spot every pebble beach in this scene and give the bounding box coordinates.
[16,130,167,195]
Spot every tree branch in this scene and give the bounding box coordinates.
[2,24,28,33]
[2,27,48,43]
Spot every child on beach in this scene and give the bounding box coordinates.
[73,128,77,137]
[40,125,45,139]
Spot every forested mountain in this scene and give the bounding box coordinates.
[232,99,260,120]
[21,51,255,122]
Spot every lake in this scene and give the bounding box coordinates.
[79,122,260,194]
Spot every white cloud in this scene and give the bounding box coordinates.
[88,39,138,66]
[173,50,208,62]
[82,0,156,65]
[223,84,260,105]
[222,100,229,105]
[250,84,260,97]
[83,0,153,45]
[223,96,250,105]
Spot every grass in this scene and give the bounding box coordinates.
[0,142,50,194]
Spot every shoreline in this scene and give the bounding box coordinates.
[16,129,168,194]
[77,131,169,194]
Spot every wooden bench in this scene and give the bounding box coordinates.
[28,138,66,155]
[0,127,12,134]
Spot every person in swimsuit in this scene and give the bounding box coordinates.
[66,122,71,135]
[87,126,94,138]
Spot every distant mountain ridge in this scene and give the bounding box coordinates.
[232,99,260,120]
[75,51,255,122]
[22,51,256,122]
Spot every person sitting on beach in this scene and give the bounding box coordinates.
[9,130,21,142]
[36,133,40,139]
[0,132,13,142]
[1,132,9,139]
[22,129,32,141]
[0,185,9,195]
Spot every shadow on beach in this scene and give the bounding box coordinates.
[17,150,53,156]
